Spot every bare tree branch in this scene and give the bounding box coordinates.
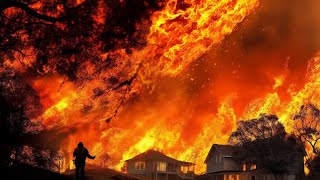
[0,1,65,22]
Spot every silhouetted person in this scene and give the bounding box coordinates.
[73,142,95,179]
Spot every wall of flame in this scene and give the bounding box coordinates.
[5,0,320,175]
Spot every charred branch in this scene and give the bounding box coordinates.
[0,1,65,23]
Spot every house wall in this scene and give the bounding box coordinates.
[239,173,292,180]
[197,172,296,180]
[206,149,224,173]
[223,157,242,171]
[127,160,153,176]
[196,174,223,180]
[156,173,180,180]
[127,160,188,180]
[206,157,242,175]
[206,160,224,174]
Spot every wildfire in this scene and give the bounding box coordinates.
[273,75,285,90]
[5,0,320,176]
[144,0,259,77]
[20,0,261,173]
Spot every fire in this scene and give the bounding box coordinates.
[6,0,320,176]
[144,0,259,77]
[112,52,320,174]
[116,128,181,170]
[55,100,68,111]
[22,0,260,173]
[273,75,285,90]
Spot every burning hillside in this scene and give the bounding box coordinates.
[1,0,320,176]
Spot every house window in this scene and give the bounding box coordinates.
[227,175,239,180]
[250,164,257,170]
[135,161,145,170]
[215,155,222,164]
[157,162,167,172]
[242,163,246,171]
[189,165,194,171]
[181,166,188,173]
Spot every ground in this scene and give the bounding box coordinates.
[4,164,140,180]
[64,168,141,180]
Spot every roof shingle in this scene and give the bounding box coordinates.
[125,149,194,165]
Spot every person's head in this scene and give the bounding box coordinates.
[78,142,84,148]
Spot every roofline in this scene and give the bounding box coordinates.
[204,144,215,163]
[124,150,194,165]
[223,156,233,158]
[125,159,194,165]
[204,144,239,163]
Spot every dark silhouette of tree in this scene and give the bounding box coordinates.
[1,0,165,127]
[0,0,166,172]
[306,155,320,178]
[0,0,164,79]
[293,103,320,155]
[229,114,305,179]
[0,71,39,167]
[0,71,61,170]
[228,114,286,145]
[293,103,320,177]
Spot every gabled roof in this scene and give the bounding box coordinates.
[125,149,194,166]
[204,144,240,163]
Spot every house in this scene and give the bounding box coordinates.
[125,149,195,180]
[199,137,305,180]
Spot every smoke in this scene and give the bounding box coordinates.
[193,0,320,116]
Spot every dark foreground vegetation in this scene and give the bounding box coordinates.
[3,163,141,180]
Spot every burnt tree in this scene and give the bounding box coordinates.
[293,103,320,177]
[228,114,286,145]
[229,114,305,178]
[293,103,320,155]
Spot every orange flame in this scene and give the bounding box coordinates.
[144,0,259,76]
[7,0,320,176]
[49,51,320,174]
[4,0,319,175]
[19,0,320,175]
[29,0,262,174]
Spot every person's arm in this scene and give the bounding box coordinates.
[85,149,95,159]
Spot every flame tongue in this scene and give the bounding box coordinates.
[24,0,260,173]
[145,0,259,76]
[34,0,260,128]
[6,0,320,175]
[22,0,320,174]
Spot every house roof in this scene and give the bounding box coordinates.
[125,149,194,166]
[204,144,240,163]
